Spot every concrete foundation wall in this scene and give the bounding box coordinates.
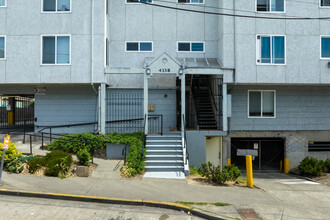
[223,131,330,170]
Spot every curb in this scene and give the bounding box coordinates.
[0,189,225,220]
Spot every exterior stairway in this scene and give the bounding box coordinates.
[144,132,185,179]
[193,87,218,129]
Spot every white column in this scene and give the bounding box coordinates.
[181,74,185,133]
[222,83,228,132]
[144,73,148,134]
[100,83,106,134]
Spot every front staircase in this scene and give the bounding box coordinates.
[193,86,218,129]
[144,132,186,179]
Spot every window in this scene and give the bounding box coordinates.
[321,0,330,6]
[256,0,284,12]
[321,36,330,59]
[42,35,70,64]
[248,90,275,118]
[0,36,5,59]
[126,42,152,52]
[177,42,204,52]
[308,142,330,152]
[257,35,285,64]
[126,0,152,3]
[43,0,71,12]
[0,0,6,7]
[178,0,204,3]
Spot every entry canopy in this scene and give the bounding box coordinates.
[144,52,222,77]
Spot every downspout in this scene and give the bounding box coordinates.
[91,0,98,132]
[233,0,236,83]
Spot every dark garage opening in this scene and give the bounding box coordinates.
[231,138,285,171]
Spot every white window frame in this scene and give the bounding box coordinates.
[320,0,330,8]
[248,90,276,119]
[41,34,71,65]
[41,0,72,13]
[0,0,7,7]
[177,41,205,53]
[177,0,204,4]
[125,41,153,52]
[0,35,6,60]
[125,0,152,4]
[256,35,286,65]
[255,0,286,13]
[320,35,330,59]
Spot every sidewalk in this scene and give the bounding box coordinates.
[1,141,329,219]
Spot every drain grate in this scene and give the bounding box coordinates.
[236,209,259,220]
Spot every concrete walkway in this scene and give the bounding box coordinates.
[1,141,329,219]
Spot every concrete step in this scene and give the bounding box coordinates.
[146,155,183,160]
[146,161,184,166]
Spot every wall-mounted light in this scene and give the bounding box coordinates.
[146,68,151,75]
[178,67,184,75]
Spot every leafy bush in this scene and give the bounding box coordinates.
[325,158,330,173]
[198,162,242,184]
[28,151,73,178]
[47,132,108,153]
[189,165,199,176]
[77,149,91,166]
[28,156,46,173]
[298,157,324,177]
[7,156,35,173]
[47,132,145,177]
[0,141,22,165]
[223,165,242,181]
[120,165,137,178]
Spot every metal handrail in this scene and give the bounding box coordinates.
[182,114,189,165]
[207,79,218,112]
[141,114,147,160]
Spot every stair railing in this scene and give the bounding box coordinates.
[141,114,147,160]
[182,114,189,165]
[207,78,218,112]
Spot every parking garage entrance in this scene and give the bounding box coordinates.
[231,138,284,171]
[0,95,34,131]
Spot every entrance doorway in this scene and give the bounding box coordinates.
[231,138,284,171]
[206,136,222,168]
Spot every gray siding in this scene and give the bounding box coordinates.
[230,85,330,130]
[35,85,98,133]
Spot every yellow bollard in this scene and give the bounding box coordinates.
[8,112,14,125]
[246,155,253,188]
[280,160,283,172]
[227,158,231,166]
[284,158,289,174]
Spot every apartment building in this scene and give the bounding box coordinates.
[1,0,330,177]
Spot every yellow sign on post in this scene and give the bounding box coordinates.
[1,134,11,184]
[246,155,253,188]
[3,135,10,149]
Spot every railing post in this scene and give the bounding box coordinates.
[161,115,163,135]
[50,128,52,142]
[42,132,44,148]
[29,135,32,155]
[23,120,26,143]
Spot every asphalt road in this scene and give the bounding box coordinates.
[0,195,203,220]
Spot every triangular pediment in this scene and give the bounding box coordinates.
[145,52,182,76]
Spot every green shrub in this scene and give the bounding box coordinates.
[0,141,22,165]
[189,165,199,176]
[325,158,330,173]
[198,162,242,184]
[7,156,35,173]
[223,165,242,181]
[77,149,91,166]
[28,151,73,178]
[47,131,145,177]
[298,157,324,177]
[28,156,46,174]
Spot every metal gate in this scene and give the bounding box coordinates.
[231,138,284,171]
[0,96,34,130]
